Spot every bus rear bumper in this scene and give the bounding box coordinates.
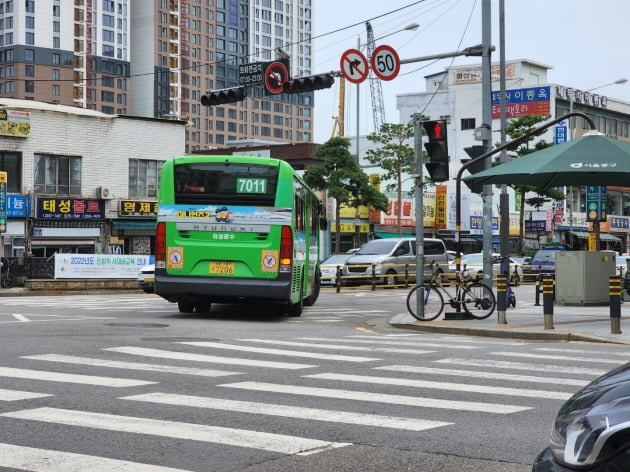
[154,274,292,303]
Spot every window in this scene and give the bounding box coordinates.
[24,49,34,61]
[25,1,35,13]
[128,159,161,198]
[24,64,34,77]
[0,152,21,192]
[25,80,34,92]
[461,118,476,130]
[25,16,34,28]
[102,30,114,42]
[52,84,59,96]
[34,154,81,195]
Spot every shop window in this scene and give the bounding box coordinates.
[0,151,21,193]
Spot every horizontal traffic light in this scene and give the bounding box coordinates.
[283,74,334,93]
[200,87,247,106]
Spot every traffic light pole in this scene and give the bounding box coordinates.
[412,114,425,319]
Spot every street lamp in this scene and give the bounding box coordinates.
[566,78,627,249]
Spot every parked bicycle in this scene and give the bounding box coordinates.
[1,258,16,289]
[406,261,496,321]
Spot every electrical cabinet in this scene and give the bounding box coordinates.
[555,251,616,305]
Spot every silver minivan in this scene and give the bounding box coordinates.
[342,237,448,286]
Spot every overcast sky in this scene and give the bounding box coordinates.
[312,0,630,143]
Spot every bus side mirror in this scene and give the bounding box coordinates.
[319,218,328,231]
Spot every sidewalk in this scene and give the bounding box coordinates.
[388,284,630,345]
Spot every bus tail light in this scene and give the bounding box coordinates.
[155,222,166,269]
[279,225,293,273]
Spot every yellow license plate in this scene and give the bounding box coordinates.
[145,277,155,283]
[209,261,234,275]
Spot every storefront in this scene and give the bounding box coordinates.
[111,200,157,255]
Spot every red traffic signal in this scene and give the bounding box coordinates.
[422,120,449,182]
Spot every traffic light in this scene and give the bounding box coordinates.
[462,145,489,194]
[423,120,449,182]
[283,74,334,93]
[200,86,247,106]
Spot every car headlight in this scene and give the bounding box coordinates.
[548,365,630,467]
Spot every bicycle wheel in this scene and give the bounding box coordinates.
[406,284,444,321]
[461,282,495,319]
[2,272,16,289]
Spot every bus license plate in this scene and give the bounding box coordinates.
[209,261,234,275]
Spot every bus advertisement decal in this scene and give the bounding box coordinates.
[167,247,184,270]
[157,204,291,225]
[261,250,279,273]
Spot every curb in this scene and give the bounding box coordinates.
[387,318,630,345]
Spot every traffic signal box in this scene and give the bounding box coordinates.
[283,74,334,93]
[423,120,449,182]
[200,87,247,106]
[462,145,490,194]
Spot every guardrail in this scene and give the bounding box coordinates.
[321,261,546,291]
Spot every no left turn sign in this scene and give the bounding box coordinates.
[370,44,400,81]
[340,48,369,84]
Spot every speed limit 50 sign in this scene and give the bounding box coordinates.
[370,44,400,81]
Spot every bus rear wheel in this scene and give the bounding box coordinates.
[287,282,304,317]
[177,297,195,313]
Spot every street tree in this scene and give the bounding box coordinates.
[365,123,415,237]
[304,136,388,253]
[499,115,565,254]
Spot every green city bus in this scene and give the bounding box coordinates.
[154,155,325,316]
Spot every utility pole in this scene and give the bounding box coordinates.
[481,0,494,290]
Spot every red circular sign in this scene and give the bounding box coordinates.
[370,44,400,81]
[340,48,369,84]
[264,61,289,94]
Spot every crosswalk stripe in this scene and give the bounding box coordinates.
[122,392,452,432]
[0,367,156,387]
[534,347,630,357]
[490,351,627,365]
[22,354,242,378]
[305,373,572,400]
[177,341,381,362]
[297,337,478,350]
[219,381,532,413]
[0,443,190,472]
[0,388,52,401]
[375,365,590,387]
[103,346,316,370]
[347,335,522,345]
[435,358,608,376]
[239,339,434,355]
[2,408,350,455]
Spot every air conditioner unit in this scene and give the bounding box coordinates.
[98,186,112,199]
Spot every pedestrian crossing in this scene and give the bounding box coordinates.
[0,332,628,470]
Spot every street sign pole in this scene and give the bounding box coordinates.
[412,113,425,319]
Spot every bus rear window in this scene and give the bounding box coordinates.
[174,162,279,205]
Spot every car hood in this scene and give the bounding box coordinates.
[346,254,391,264]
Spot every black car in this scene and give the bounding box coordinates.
[533,362,630,471]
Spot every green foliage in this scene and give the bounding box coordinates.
[365,123,415,193]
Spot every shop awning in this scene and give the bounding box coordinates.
[112,220,156,230]
[569,231,621,242]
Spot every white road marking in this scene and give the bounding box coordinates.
[2,408,350,455]
[490,351,627,365]
[219,381,532,413]
[23,354,242,378]
[434,358,608,376]
[0,443,191,472]
[239,339,433,355]
[305,373,572,400]
[103,346,316,370]
[534,347,630,357]
[375,365,590,387]
[0,367,155,387]
[298,337,478,350]
[177,341,381,362]
[0,388,52,401]
[122,392,452,432]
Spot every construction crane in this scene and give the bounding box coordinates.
[365,21,386,132]
[331,76,346,137]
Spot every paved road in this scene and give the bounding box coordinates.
[0,293,627,471]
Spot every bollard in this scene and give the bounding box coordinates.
[534,273,542,306]
[610,275,622,334]
[404,263,410,288]
[496,273,507,325]
[371,264,377,291]
[335,266,342,293]
[542,275,554,330]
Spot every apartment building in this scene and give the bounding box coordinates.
[0,0,314,153]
